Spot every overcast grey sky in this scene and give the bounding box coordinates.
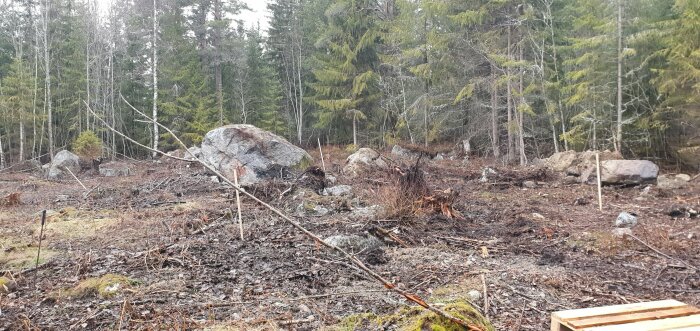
[95,0,271,33]
[238,0,271,32]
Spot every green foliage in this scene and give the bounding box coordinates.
[311,0,381,144]
[72,131,103,160]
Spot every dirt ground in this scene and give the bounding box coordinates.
[1,149,698,330]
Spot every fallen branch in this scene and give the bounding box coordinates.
[627,233,697,271]
[60,165,87,190]
[88,100,485,330]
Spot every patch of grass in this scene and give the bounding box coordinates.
[0,238,58,270]
[39,207,118,238]
[57,274,137,299]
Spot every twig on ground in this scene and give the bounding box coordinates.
[627,233,697,271]
[88,100,486,330]
[201,290,392,308]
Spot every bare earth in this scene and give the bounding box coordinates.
[1,150,698,330]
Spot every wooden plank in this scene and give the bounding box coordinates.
[584,314,700,331]
[569,306,700,328]
[553,300,686,321]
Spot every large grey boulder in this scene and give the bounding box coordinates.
[200,125,312,185]
[343,148,388,178]
[600,160,659,185]
[541,150,620,184]
[47,150,81,180]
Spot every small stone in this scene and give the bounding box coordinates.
[467,290,482,302]
[298,304,311,314]
[615,212,638,228]
[523,181,537,189]
[480,167,497,183]
[322,185,353,197]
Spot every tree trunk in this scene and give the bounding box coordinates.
[296,45,303,145]
[615,0,623,153]
[110,42,116,160]
[353,112,358,147]
[214,0,224,126]
[506,26,513,163]
[152,0,159,158]
[44,0,53,160]
[32,21,39,159]
[19,116,25,162]
[491,64,500,158]
[0,133,5,169]
[518,42,527,165]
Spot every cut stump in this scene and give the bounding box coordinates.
[551,300,700,330]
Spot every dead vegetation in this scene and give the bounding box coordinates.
[0,148,698,330]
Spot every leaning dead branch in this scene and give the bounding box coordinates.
[86,100,485,330]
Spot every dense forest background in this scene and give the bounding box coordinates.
[0,0,698,169]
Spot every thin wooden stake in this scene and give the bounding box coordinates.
[318,137,326,172]
[596,152,603,211]
[481,273,489,318]
[34,210,47,284]
[233,167,244,241]
[61,165,87,190]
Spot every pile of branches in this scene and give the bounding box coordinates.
[385,161,464,220]
[2,192,21,206]
[414,188,465,220]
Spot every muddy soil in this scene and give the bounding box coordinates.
[0,153,698,330]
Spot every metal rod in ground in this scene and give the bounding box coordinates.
[318,137,326,172]
[596,152,603,211]
[233,167,243,241]
[35,210,47,283]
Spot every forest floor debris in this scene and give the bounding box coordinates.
[0,150,698,330]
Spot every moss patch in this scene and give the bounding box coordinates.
[39,208,118,238]
[0,238,58,270]
[329,300,494,331]
[57,274,137,299]
[0,276,18,293]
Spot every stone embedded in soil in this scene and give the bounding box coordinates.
[467,289,482,302]
[523,180,537,188]
[615,212,638,228]
[480,167,497,182]
[657,173,691,189]
[322,185,353,197]
[343,148,388,178]
[323,234,384,254]
[99,161,132,177]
